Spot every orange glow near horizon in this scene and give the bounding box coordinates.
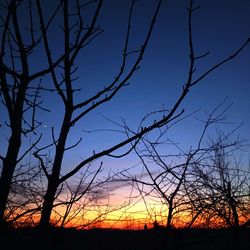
[9,202,249,230]
[8,186,249,230]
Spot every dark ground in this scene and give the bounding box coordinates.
[0,226,249,250]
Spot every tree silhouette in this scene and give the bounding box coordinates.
[121,100,239,228]
[185,133,249,228]
[0,0,56,226]
[0,0,249,232]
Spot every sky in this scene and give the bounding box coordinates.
[37,0,250,170]
[0,0,250,227]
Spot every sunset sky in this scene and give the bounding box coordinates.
[0,0,250,228]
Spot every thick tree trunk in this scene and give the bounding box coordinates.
[0,134,21,225]
[227,181,239,227]
[231,203,239,227]
[39,178,59,230]
[166,202,173,229]
[39,109,72,230]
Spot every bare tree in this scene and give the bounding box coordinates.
[1,0,249,232]
[36,0,250,231]
[185,133,250,228]
[121,99,235,229]
[0,0,59,226]
[33,0,171,231]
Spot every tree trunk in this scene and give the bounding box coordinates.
[231,203,239,227]
[39,110,72,230]
[39,178,59,230]
[227,181,239,227]
[0,134,21,225]
[166,202,173,229]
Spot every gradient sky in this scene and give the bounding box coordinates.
[1,0,250,181]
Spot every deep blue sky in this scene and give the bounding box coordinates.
[1,0,250,175]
